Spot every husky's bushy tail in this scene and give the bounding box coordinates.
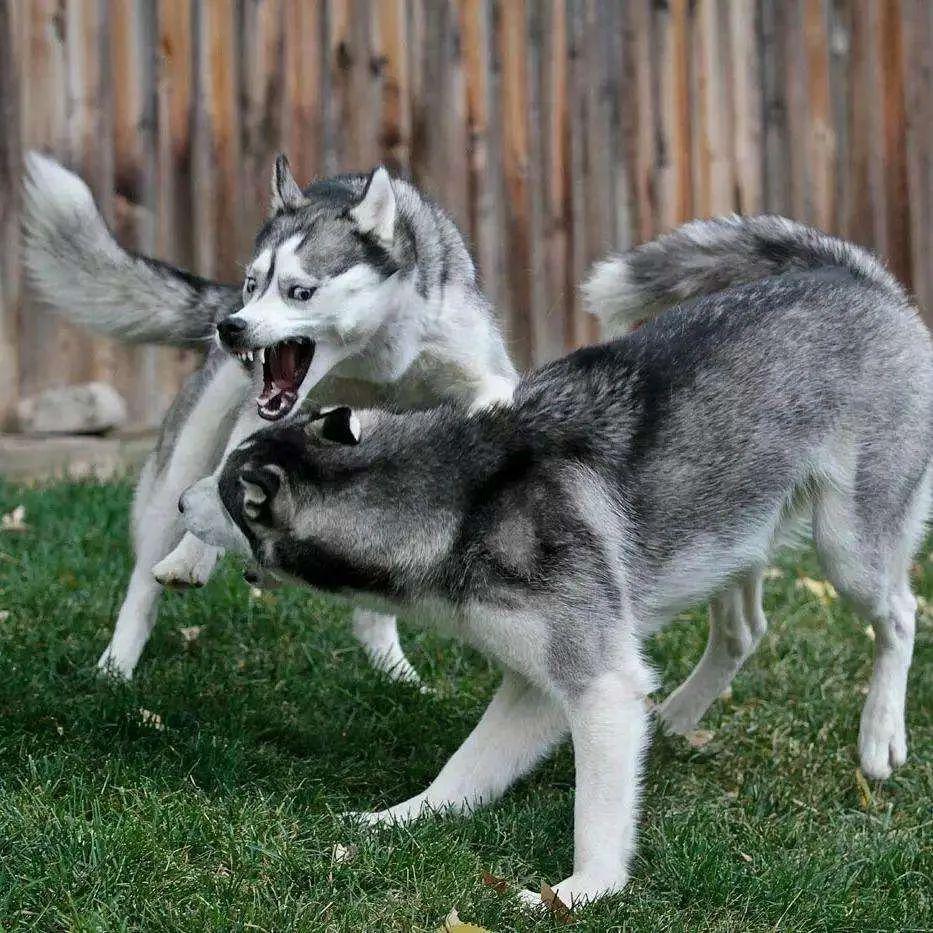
[583,214,907,338]
[22,152,240,347]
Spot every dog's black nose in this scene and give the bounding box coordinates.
[217,316,247,343]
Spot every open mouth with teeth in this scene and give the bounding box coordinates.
[239,339,316,420]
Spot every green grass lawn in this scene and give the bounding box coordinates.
[0,480,929,932]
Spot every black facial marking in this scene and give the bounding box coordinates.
[309,407,360,446]
[259,251,277,299]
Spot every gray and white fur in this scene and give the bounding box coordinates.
[181,217,931,909]
[584,214,918,740]
[22,152,517,680]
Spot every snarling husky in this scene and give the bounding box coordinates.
[23,153,518,680]
[180,216,931,908]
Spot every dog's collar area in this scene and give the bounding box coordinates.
[257,338,316,420]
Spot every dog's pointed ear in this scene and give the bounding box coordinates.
[348,167,396,246]
[270,154,308,215]
[306,406,362,446]
[239,466,282,519]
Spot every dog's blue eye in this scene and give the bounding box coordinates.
[288,285,315,302]
[244,276,257,296]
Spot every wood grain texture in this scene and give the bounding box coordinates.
[2,0,930,429]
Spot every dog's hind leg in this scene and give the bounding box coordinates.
[351,609,421,684]
[658,571,767,735]
[98,459,182,679]
[857,576,916,779]
[812,471,928,780]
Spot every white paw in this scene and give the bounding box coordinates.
[381,658,423,687]
[152,549,216,589]
[657,691,705,736]
[518,872,628,912]
[97,645,135,681]
[342,809,392,828]
[859,700,907,780]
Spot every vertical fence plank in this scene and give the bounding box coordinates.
[828,0,853,236]
[847,0,878,246]
[760,0,790,214]
[241,0,284,225]
[498,0,533,366]
[693,0,735,217]
[629,0,656,241]
[191,0,241,283]
[655,0,692,229]
[804,0,834,229]
[729,0,762,215]
[19,0,72,401]
[878,0,911,286]
[378,0,411,174]
[902,0,932,319]
[0,0,21,424]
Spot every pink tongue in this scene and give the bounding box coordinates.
[269,343,297,388]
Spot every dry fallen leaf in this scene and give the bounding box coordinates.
[854,767,873,810]
[739,851,753,863]
[437,908,490,932]
[684,729,715,749]
[540,884,575,923]
[481,871,509,894]
[864,625,875,641]
[330,843,358,865]
[795,577,838,606]
[138,708,165,731]
[763,567,783,580]
[0,610,9,622]
[1,505,27,532]
[178,625,203,644]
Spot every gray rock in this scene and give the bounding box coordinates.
[16,382,128,435]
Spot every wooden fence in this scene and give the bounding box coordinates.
[1,0,931,429]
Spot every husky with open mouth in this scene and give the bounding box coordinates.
[23,152,518,680]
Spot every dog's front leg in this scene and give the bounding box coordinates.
[153,406,266,587]
[350,609,421,684]
[152,533,221,588]
[519,668,651,911]
[351,671,566,824]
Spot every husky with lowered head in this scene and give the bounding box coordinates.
[180,217,931,909]
[23,153,517,680]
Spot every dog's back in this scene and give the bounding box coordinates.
[514,221,933,623]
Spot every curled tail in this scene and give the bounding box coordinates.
[583,214,907,338]
[22,152,241,348]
